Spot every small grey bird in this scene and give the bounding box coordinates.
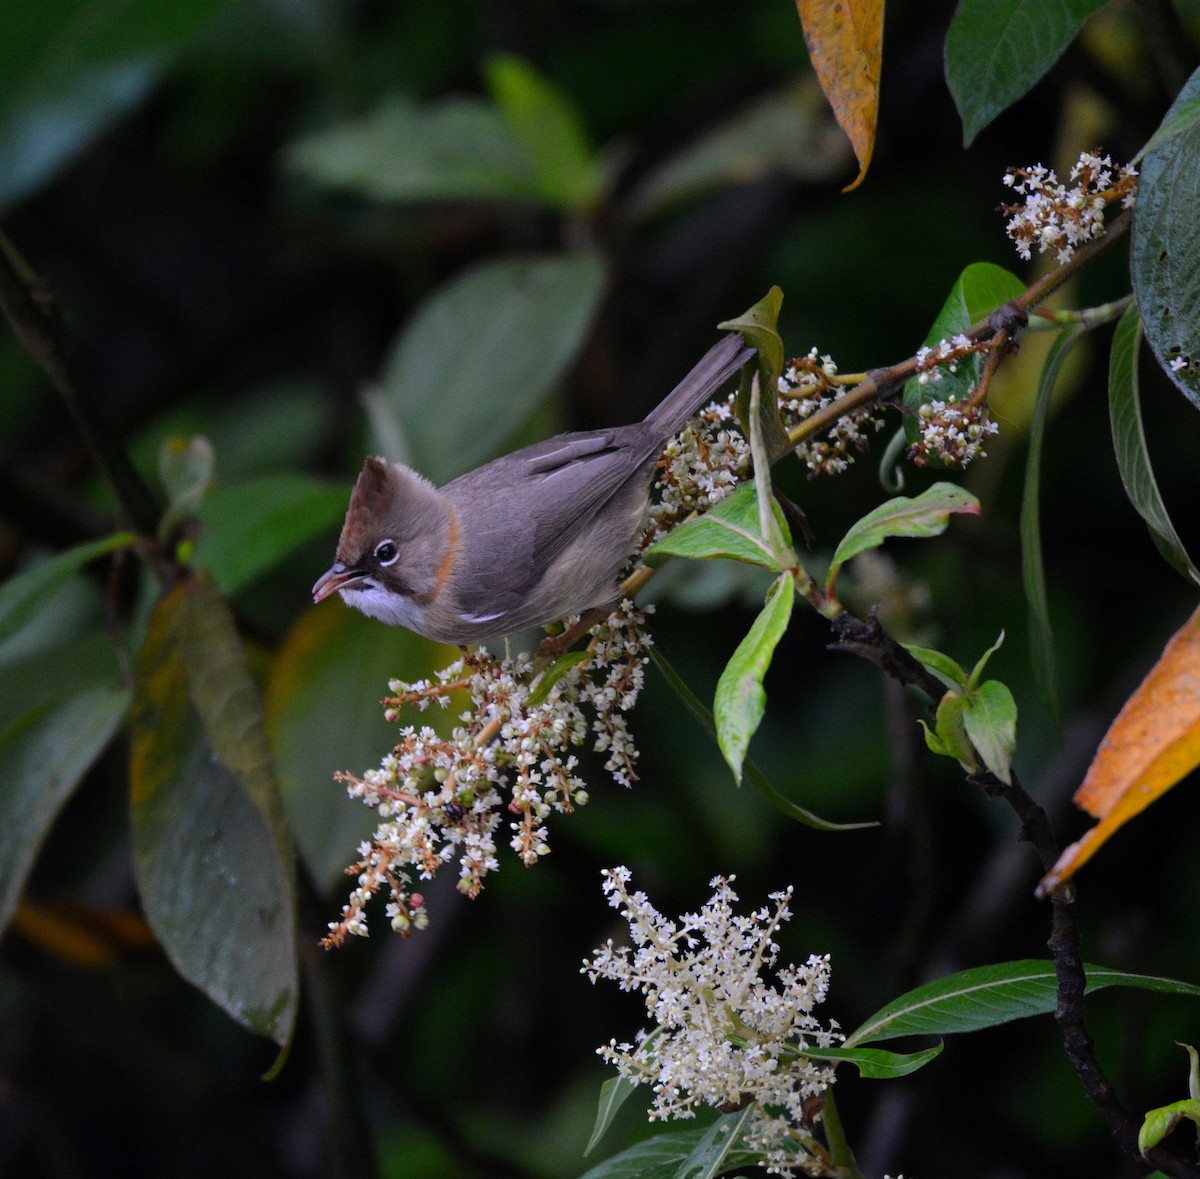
[312,333,754,644]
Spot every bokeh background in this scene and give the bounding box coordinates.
[2,1,1200,1176]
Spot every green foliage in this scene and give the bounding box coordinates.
[1131,65,1200,410]
[130,574,297,1046]
[5,2,1200,1177]
[945,0,1110,145]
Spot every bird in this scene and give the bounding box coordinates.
[312,332,755,645]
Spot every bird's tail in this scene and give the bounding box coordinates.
[642,333,757,441]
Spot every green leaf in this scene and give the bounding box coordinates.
[1139,1099,1200,1156]
[0,682,130,932]
[131,573,297,1045]
[826,482,979,595]
[966,631,1005,691]
[846,960,1200,1046]
[579,1120,759,1179]
[945,0,1108,145]
[371,252,605,482]
[485,55,601,211]
[1021,325,1083,719]
[904,263,1026,437]
[714,572,794,784]
[805,1041,943,1079]
[0,0,228,211]
[902,643,968,694]
[158,435,214,542]
[1135,90,1200,164]
[720,287,789,463]
[285,97,539,205]
[193,475,349,596]
[934,692,977,772]
[586,1074,641,1157]
[1132,65,1200,411]
[0,533,135,653]
[528,649,593,708]
[628,79,849,221]
[266,605,456,893]
[1108,302,1200,584]
[649,648,874,832]
[963,679,1017,784]
[679,1106,757,1178]
[645,483,794,572]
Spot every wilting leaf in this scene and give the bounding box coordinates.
[131,573,297,1044]
[1039,603,1200,895]
[796,0,883,189]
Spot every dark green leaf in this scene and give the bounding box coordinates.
[904,263,1025,438]
[826,483,979,595]
[846,960,1200,1046]
[1021,325,1083,719]
[0,533,135,652]
[193,476,349,596]
[1132,65,1200,410]
[945,0,1108,145]
[485,55,601,210]
[131,573,297,1044]
[266,605,458,893]
[0,0,228,211]
[579,1121,759,1179]
[805,1041,943,1079]
[0,683,129,932]
[649,648,874,831]
[1135,89,1200,163]
[1108,302,1200,584]
[586,1074,642,1157]
[678,1106,757,1178]
[628,80,849,220]
[963,679,1017,784]
[371,253,605,482]
[715,572,794,783]
[645,483,793,572]
[285,98,538,204]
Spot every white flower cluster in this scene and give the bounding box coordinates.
[1002,151,1137,264]
[583,868,840,1176]
[323,605,652,947]
[644,402,751,545]
[913,333,983,385]
[910,395,999,469]
[780,348,883,478]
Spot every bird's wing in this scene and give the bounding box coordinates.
[442,426,648,618]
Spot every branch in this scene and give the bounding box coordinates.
[0,231,161,538]
[829,610,1200,1179]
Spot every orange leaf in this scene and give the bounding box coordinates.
[1038,604,1200,895]
[796,0,883,191]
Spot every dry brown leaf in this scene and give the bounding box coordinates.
[1038,604,1200,895]
[796,0,884,191]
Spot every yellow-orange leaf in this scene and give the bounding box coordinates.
[796,0,883,191]
[1039,604,1200,895]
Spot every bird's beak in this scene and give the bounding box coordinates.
[312,563,367,603]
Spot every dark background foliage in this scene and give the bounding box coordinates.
[2,1,1200,1177]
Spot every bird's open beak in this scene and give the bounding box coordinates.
[312,563,367,603]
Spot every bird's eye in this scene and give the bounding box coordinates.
[374,540,399,565]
